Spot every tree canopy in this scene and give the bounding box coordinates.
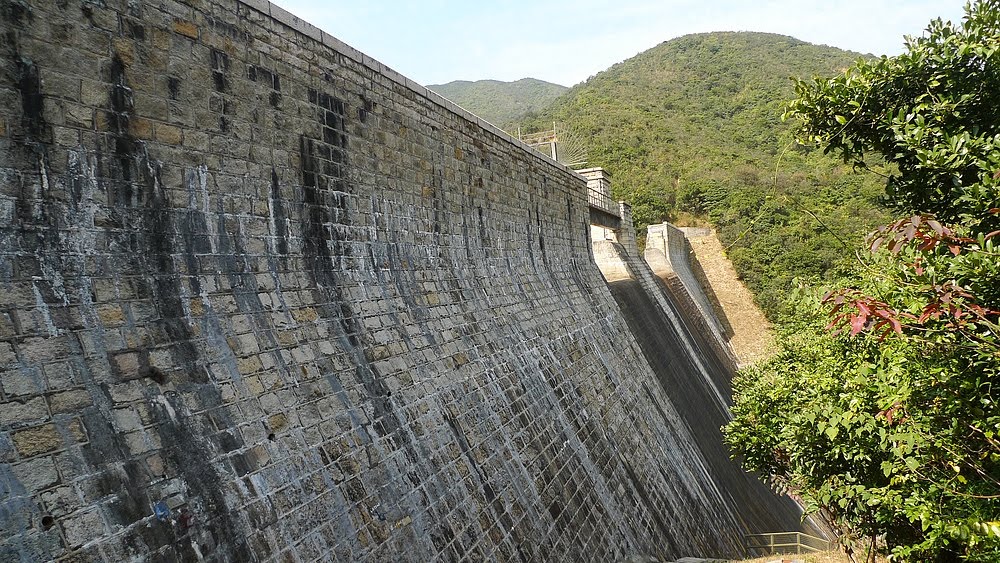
[727,3,1000,560]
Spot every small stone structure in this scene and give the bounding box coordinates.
[0,0,802,560]
[579,167,620,229]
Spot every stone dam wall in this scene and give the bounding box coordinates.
[0,0,802,561]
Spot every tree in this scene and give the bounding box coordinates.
[786,1,1000,231]
[726,3,1000,561]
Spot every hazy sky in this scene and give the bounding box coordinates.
[270,1,967,87]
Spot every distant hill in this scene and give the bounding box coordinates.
[517,32,892,319]
[427,78,568,126]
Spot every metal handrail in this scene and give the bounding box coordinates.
[745,532,831,555]
[588,186,619,217]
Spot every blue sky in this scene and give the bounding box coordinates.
[270,1,967,87]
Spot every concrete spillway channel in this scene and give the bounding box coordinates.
[606,277,803,532]
[593,234,816,551]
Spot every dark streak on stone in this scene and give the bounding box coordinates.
[107,54,137,190]
[442,412,485,485]
[167,76,181,100]
[536,204,545,257]
[210,49,229,93]
[123,19,145,40]
[270,168,288,256]
[78,407,176,557]
[299,93,416,455]
[358,97,374,124]
[14,55,47,144]
[100,55,206,385]
[150,394,257,561]
[141,161,203,383]
[478,205,488,248]
[215,196,272,321]
[180,176,207,296]
[1,0,31,26]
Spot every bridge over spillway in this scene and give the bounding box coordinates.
[580,167,622,229]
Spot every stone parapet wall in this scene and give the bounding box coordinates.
[0,0,771,561]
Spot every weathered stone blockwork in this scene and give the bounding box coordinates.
[2,1,782,560]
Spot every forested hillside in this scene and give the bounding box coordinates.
[519,32,892,318]
[427,78,568,126]
[728,6,1000,558]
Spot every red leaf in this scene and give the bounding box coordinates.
[918,311,930,323]
[919,303,940,323]
[850,315,866,335]
[949,244,962,256]
[926,219,944,235]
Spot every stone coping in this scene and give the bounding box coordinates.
[239,0,587,184]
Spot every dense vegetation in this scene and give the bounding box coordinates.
[518,32,891,318]
[727,3,1000,560]
[426,78,568,126]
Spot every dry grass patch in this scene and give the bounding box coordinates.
[683,230,778,365]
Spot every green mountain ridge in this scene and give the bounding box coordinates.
[427,77,568,126]
[517,31,893,318]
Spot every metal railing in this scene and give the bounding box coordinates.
[588,186,619,217]
[745,532,831,555]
